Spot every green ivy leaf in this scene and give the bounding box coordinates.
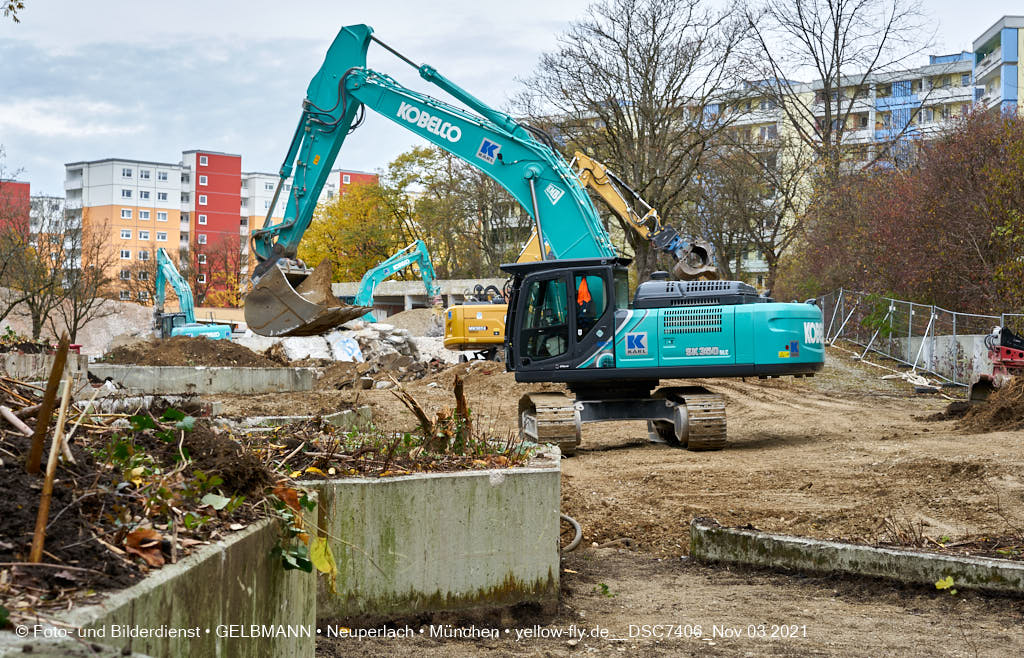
[161,408,186,422]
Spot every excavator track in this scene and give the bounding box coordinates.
[667,387,727,451]
[518,392,580,457]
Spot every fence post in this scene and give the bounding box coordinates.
[907,303,914,362]
[952,312,957,386]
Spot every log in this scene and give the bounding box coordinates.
[26,333,70,474]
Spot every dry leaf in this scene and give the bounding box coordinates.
[273,485,302,513]
[229,523,246,531]
[125,528,165,567]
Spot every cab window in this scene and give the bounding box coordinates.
[522,277,568,360]
[574,274,606,339]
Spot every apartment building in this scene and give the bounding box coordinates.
[0,179,30,235]
[65,151,375,304]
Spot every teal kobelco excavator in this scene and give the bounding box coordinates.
[245,24,825,455]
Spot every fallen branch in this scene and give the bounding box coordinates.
[26,332,70,474]
[1,405,32,436]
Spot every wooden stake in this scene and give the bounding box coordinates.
[26,332,70,474]
[29,377,73,563]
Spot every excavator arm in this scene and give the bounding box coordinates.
[155,247,196,323]
[353,240,442,322]
[246,24,621,336]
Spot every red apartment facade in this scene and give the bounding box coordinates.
[0,179,30,235]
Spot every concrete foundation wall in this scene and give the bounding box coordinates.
[88,365,315,395]
[2,519,316,658]
[1,352,89,381]
[691,519,1024,594]
[304,452,561,621]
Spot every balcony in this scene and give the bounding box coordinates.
[64,177,82,191]
[974,47,1002,83]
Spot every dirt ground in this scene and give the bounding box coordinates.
[203,348,1024,655]
[317,549,1024,657]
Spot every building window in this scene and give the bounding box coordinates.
[198,195,207,205]
[239,217,248,226]
[121,189,132,198]
[122,168,132,178]
[343,174,351,184]
[139,230,150,241]
[198,254,207,264]
[264,182,273,191]
[198,234,207,244]
[961,73,970,87]
[138,291,149,301]
[138,271,149,281]
[157,192,168,201]
[120,249,131,259]
[119,269,130,280]
[198,214,207,225]
[284,183,291,191]
[139,169,150,180]
[157,211,168,221]
[199,175,208,186]
[264,200,270,209]
[119,290,130,300]
[139,210,150,220]
[138,250,149,261]
[121,209,132,219]
[139,190,150,200]
[120,229,132,239]
[157,171,168,181]
[199,155,208,166]
[156,231,167,241]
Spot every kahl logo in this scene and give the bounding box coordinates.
[625,332,647,356]
[476,138,501,164]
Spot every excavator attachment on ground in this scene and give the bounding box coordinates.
[244,258,370,337]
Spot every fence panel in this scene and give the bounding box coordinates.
[815,288,1001,387]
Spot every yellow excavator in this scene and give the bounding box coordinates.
[443,151,717,358]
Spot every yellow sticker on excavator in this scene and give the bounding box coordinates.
[778,350,790,358]
[313,155,320,165]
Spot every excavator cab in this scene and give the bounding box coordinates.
[505,257,627,374]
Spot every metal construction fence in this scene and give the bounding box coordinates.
[816,289,1009,387]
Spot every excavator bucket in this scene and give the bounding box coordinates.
[243,258,371,337]
[672,240,718,280]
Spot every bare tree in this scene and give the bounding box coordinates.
[196,235,246,307]
[742,0,935,177]
[692,132,815,290]
[48,218,119,342]
[0,160,32,324]
[2,1,25,23]
[2,200,84,338]
[517,0,751,279]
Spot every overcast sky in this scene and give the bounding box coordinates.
[1,0,1021,194]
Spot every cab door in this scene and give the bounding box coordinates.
[569,269,616,369]
[514,272,573,371]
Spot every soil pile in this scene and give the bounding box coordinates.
[924,400,971,421]
[101,335,279,367]
[317,352,447,390]
[961,376,1024,432]
[0,433,144,591]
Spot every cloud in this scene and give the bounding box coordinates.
[0,99,145,138]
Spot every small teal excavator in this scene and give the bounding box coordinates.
[154,248,232,340]
[244,25,825,454]
[354,240,442,322]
